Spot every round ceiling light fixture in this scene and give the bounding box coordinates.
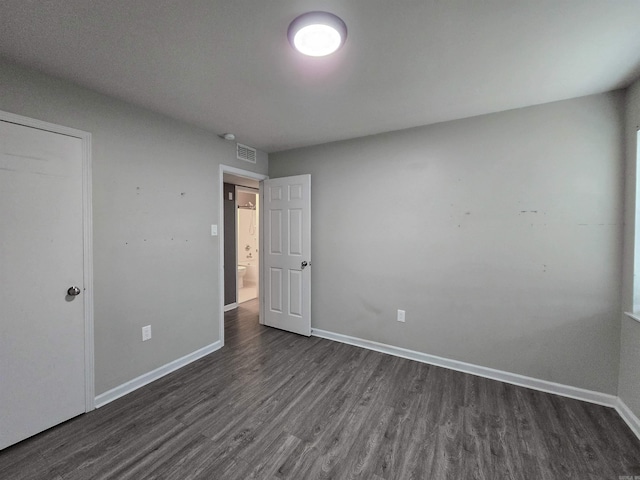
[288,11,347,57]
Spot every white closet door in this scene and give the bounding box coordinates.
[0,119,86,450]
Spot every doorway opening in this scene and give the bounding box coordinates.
[236,186,259,304]
[219,165,267,347]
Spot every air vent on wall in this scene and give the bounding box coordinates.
[236,143,257,163]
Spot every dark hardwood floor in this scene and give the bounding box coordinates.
[2,299,639,479]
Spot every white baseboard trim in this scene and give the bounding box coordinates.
[94,340,222,408]
[623,311,640,324]
[312,329,640,440]
[224,303,238,312]
[615,397,640,440]
[311,329,618,409]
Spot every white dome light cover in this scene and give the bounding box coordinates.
[288,11,347,57]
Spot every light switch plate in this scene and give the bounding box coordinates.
[211,224,218,236]
[142,325,151,341]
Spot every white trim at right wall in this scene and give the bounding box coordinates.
[615,397,640,440]
[312,328,640,441]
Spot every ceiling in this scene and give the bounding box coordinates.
[1,1,639,153]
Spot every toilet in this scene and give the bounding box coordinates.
[237,265,247,288]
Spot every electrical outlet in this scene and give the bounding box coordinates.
[142,325,152,341]
[397,309,406,323]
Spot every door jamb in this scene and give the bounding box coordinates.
[219,165,267,347]
[0,109,95,411]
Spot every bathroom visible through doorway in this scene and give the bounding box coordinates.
[236,186,259,304]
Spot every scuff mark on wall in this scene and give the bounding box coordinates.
[577,223,620,227]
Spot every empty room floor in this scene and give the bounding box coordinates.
[1,299,639,479]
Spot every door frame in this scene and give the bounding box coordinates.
[219,165,267,346]
[0,109,95,411]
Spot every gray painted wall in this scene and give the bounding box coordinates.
[270,92,625,394]
[0,58,267,395]
[620,78,640,417]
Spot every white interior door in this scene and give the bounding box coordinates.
[0,119,87,450]
[262,175,311,336]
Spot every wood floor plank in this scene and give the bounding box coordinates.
[1,298,639,479]
[283,347,382,446]
[242,431,302,479]
[339,405,395,479]
[371,369,426,479]
[379,362,443,480]
[268,436,319,479]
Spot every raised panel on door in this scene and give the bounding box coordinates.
[269,209,283,255]
[289,269,303,317]
[289,209,303,256]
[269,267,283,313]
